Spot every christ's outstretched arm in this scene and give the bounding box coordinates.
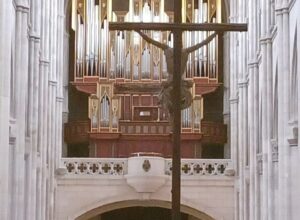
[136,30,169,50]
[184,32,217,54]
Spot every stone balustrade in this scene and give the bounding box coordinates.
[61,157,232,177]
[165,159,231,176]
[61,158,128,175]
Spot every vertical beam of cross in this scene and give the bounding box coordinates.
[109,9,247,220]
[172,0,182,220]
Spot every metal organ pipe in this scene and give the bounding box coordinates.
[125,50,130,79]
[153,31,160,80]
[103,19,108,77]
[141,30,150,79]
[198,1,204,77]
[85,0,90,75]
[101,95,110,127]
[90,0,95,76]
[162,53,167,79]
[212,18,216,78]
[110,47,115,78]
[116,31,125,78]
[119,32,122,78]
[76,14,82,77]
[142,47,145,78]
[203,1,208,77]
[116,31,120,77]
[189,107,191,127]
[85,0,94,76]
[186,31,192,78]
[100,19,108,78]
[146,46,150,78]
[181,107,191,128]
[100,20,103,77]
[117,31,122,78]
[208,17,216,78]
[120,31,125,78]
[194,9,199,77]
[94,4,99,76]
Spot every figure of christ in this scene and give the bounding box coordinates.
[136,30,217,112]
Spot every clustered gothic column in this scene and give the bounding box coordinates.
[0,0,12,219]
[260,0,275,219]
[48,0,59,218]
[13,1,29,219]
[247,0,260,220]
[277,1,290,220]
[0,0,67,219]
[223,31,231,159]
[235,0,249,219]
[227,0,300,220]
[39,0,51,218]
[231,0,280,219]
[228,1,240,220]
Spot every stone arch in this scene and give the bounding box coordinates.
[71,194,222,220]
[74,201,216,220]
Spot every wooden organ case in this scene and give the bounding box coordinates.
[65,0,227,158]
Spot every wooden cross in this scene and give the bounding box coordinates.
[109,1,247,220]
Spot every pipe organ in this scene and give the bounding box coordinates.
[73,0,221,80]
[68,0,226,158]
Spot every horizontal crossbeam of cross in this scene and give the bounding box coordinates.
[109,22,248,32]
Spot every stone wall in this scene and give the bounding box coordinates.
[0,0,68,219]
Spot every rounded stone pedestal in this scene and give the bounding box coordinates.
[125,155,169,193]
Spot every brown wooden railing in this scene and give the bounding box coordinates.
[64,120,227,144]
[64,120,90,144]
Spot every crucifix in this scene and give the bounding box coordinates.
[135,30,217,112]
[110,1,247,220]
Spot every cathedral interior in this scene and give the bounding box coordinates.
[0,0,300,220]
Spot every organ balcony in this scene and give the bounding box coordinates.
[64,120,227,158]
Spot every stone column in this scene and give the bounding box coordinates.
[39,1,51,219]
[260,0,269,219]
[223,32,231,159]
[62,0,70,158]
[0,0,12,219]
[25,1,42,219]
[62,29,70,157]
[297,7,300,219]
[229,0,238,172]
[266,27,274,220]
[237,1,250,219]
[228,1,240,220]
[54,2,65,217]
[247,0,260,219]
[276,1,290,220]
[48,0,59,219]
[13,1,30,219]
[56,0,65,168]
